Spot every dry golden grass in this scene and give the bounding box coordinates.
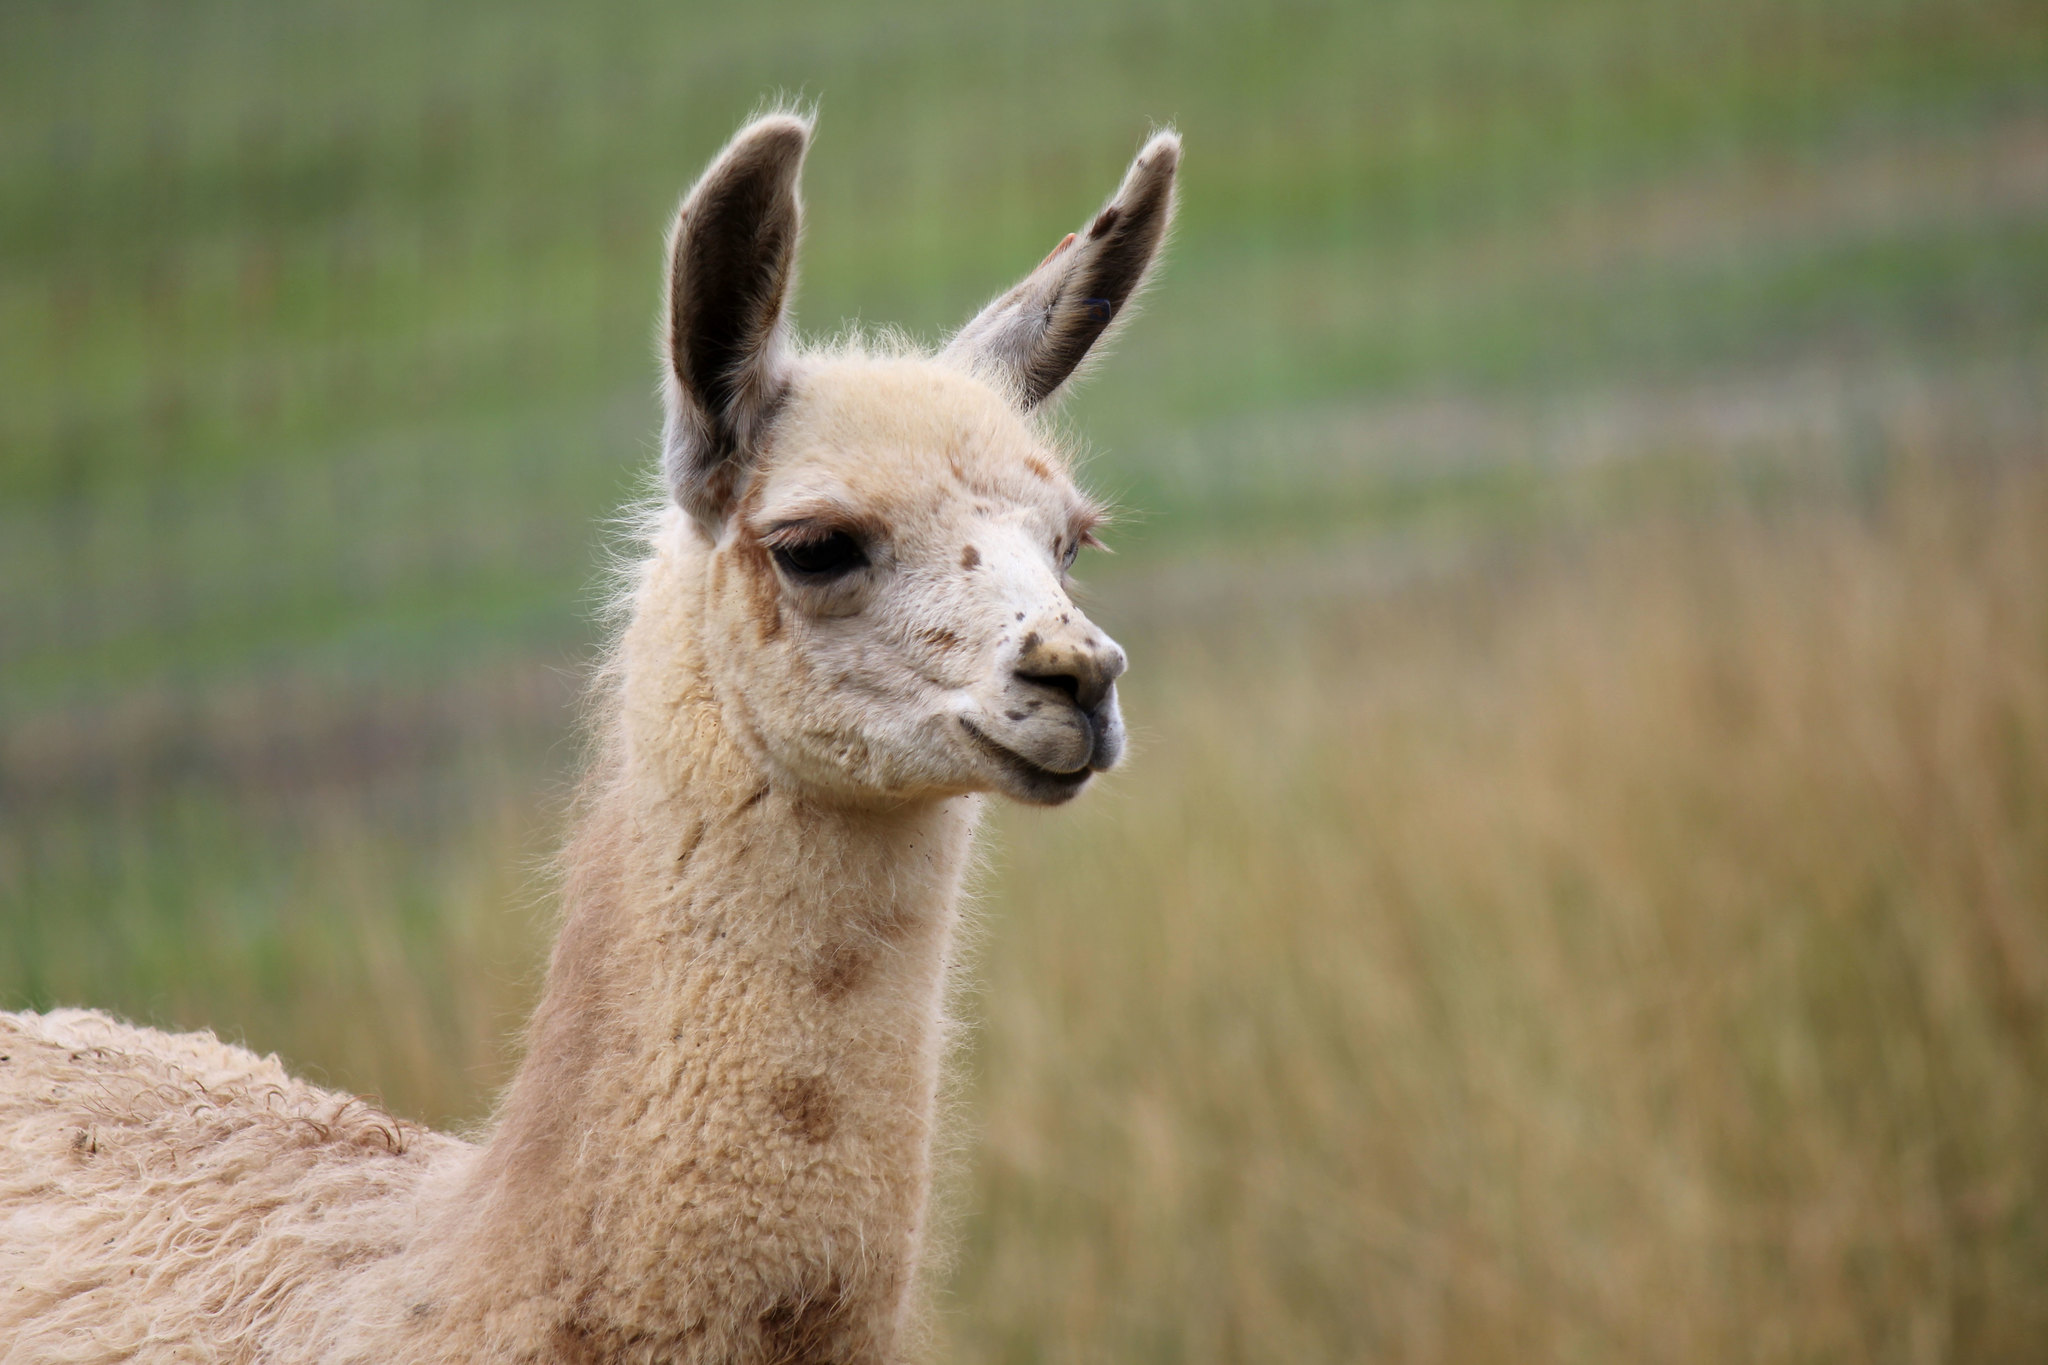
[945,459,2048,1363]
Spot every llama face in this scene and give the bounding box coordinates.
[656,111,1174,806]
[697,357,1125,805]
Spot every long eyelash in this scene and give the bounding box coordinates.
[758,506,888,549]
[763,522,843,551]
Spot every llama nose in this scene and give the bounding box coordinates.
[1014,625,1126,714]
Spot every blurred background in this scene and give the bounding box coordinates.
[5,0,2047,1359]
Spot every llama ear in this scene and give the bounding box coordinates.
[944,131,1179,410]
[662,112,811,531]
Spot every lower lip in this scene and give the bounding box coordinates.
[959,718,1094,789]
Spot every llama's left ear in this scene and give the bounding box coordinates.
[944,131,1179,410]
[663,112,811,532]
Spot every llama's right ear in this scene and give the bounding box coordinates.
[943,131,1179,410]
[662,112,811,533]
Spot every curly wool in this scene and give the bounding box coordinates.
[0,1009,467,1363]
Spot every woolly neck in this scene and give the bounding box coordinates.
[391,538,980,1364]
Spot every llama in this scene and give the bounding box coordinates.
[0,111,1178,1363]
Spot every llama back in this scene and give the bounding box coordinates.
[0,1009,467,1363]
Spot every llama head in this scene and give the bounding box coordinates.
[656,111,1177,807]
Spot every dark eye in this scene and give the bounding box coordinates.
[773,530,868,580]
[1059,538,1080,572]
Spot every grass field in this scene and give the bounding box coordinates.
[4,0,2047,1358]
[951,454,2048,1362]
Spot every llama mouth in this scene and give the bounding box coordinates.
[958,717,1095,797]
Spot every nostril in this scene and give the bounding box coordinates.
[1019,669,1083,706]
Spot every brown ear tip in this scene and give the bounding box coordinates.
[727,113,814,169]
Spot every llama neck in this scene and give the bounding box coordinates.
[413,545,979,1364]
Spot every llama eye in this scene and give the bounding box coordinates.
[773,530,868,580]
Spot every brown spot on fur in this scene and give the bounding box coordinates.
[811,939,871,999]
[760,1280,851,1365]
[549,1282,712,1364]
[1023,454,1054,482]
[547,1320,609,1365]
[918,627,964,653]
[548,1314,666,1365]
[808,899,918,1002]
[960,544,980,569]
[1018,631,1041,653]
[772,1074,838,1143]
[728,526,785,641]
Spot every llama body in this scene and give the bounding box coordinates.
[0,114,1177,1363]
